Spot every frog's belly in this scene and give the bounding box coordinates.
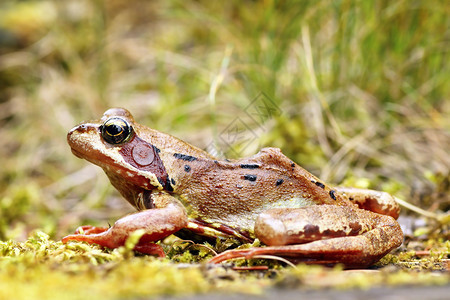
[218,196,315,229]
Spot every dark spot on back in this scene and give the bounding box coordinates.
[153,146,161,153]
[329,190,337,200]
[184,165,191,172]
[243,174,257,182]
[291,162,295,168]
[276,179,284,186]
[173,153,197,161]
[171,178,176,185]
[240,164,260,169]
[312,180,325,189]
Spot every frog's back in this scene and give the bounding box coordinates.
[172,147,352,234]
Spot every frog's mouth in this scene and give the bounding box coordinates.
[70,148,84,159]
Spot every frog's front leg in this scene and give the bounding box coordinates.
[210,205,403,268]
[62,195,187,257]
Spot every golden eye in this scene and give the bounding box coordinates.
[100,117,133,144]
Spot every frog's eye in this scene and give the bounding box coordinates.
[100,117,133,145]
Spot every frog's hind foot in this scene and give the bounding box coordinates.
[210,205,403,268]
[208,246,348,267]
[209,225,401,268]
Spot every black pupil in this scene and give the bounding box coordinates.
[107,124,123,136]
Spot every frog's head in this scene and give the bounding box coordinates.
[67,108,170,209]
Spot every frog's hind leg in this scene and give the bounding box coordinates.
[209,205,403,268]
[334,187,400,219]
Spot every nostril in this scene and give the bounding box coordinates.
[67,124,90,141]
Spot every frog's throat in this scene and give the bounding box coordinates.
[104,170,155,210]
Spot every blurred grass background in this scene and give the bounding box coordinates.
[0,0,448,241]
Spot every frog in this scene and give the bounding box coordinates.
[62,108,403,267]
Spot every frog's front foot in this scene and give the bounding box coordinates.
[62,229,166,257]
[62,226,125,250]
[62,203,188,257]
[209,205,403,268]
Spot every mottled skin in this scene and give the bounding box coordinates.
[62,108,403,267]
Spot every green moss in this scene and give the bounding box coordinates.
[0,231,449,299]
[0,231,264,299]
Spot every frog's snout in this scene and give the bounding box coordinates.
[67,122,101,158]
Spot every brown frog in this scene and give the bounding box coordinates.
[62,108,403,267]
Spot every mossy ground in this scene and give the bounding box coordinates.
[0,231,448,299]
[0,0,449,299]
